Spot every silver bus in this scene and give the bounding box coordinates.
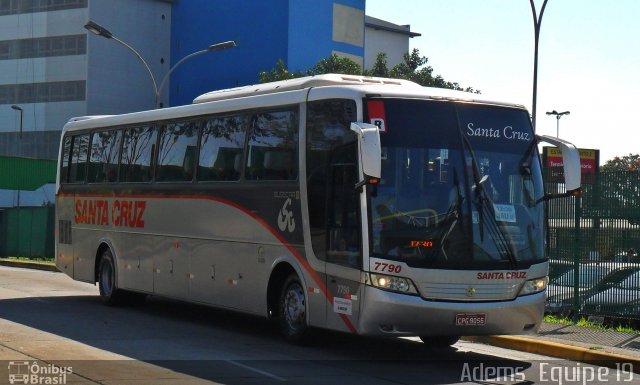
[56,74,581,345]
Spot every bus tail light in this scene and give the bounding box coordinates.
[368,273,418,295]
[518,277,548,296]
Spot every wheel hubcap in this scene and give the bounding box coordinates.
[284,284,305,329]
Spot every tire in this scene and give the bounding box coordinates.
[278,274,311,343]
[419,335,459,347]
[98,249,124,306]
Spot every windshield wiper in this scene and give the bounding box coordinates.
[457,125,518,268]
[459,132,486,241]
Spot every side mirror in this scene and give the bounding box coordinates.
[350,122,381,179]
[537,135,581,193]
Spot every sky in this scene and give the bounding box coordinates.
[365,0,640,164]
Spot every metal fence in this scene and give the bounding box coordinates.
[0,156,56,258]
[546,170,640,325]
[0,206,55,258]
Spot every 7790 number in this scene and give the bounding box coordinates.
[373,262,402,274]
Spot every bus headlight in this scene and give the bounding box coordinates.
[518,277,548,296]
[368,273,418,295]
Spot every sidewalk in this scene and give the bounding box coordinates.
[0,257,58,272]
[1,257,639,371]
[465,321,640,372]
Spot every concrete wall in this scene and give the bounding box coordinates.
[365,25,410,69]
[364,16,418,70]
[0,6,88,158]
[86,0,172,114]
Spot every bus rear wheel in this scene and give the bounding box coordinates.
[98,249,147,306]
[278,274,311,343]
[419,335,459,347]
[98,249,123,306]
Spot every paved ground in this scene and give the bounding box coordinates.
[0,263,638,384]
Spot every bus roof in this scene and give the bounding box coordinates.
[193,74,523,110]
[62,74,525,133]
[193,74,421,104]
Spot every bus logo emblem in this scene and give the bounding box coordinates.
[466,287,477,297]
[277,198,296,233]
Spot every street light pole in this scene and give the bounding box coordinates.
[10,104,23,255]
[84,21,236,108]
[530,0,549,132]
[156,40,236,108]
[546,110,570,137]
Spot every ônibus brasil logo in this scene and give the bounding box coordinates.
[7,361,72,384]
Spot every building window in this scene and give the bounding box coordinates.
[0,80,85,104]
[0,0,88,16]
[0,35,87,60]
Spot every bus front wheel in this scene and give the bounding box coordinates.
[278,274,311,343]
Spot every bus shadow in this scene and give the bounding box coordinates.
[0,294,534,384]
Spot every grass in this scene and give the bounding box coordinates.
[0,256,55,264]
[544,314,640,334]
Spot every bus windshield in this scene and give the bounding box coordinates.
[368,99,544,270]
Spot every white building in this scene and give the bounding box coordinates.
[364,15,421,69]
[0,0,171,159]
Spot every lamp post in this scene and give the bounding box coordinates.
[156,40,237,107]
[11,105,23,139]
[530,0,549,131]
[546,110,570,137]
[10,105,23,255]
[84,21,236,108]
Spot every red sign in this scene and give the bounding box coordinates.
[543,147,599,184]
[367,100,387,133]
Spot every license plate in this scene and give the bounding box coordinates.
[455,313,486,326]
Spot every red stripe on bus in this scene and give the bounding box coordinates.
[58,192,358,334]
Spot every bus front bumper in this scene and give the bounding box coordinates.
[357,285,544,337]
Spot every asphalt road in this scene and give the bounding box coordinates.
[0,266,636,385]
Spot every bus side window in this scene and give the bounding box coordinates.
[156,120,199,182]
[245,109,298,181]
[120,126,158,183]
[88,129,122,183]
[198,114,247,181]
[60,136,72,183]
[68,133,89,183]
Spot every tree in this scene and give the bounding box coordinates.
[258,59,304,83]
[308,54,361,76]
[258,49,480,93]
[601,153,640,172]
[363,52,389,78]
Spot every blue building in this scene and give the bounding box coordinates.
[169,0,366,106]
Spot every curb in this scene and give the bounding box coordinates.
[0,259,59,272]
[464,335,640,373]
